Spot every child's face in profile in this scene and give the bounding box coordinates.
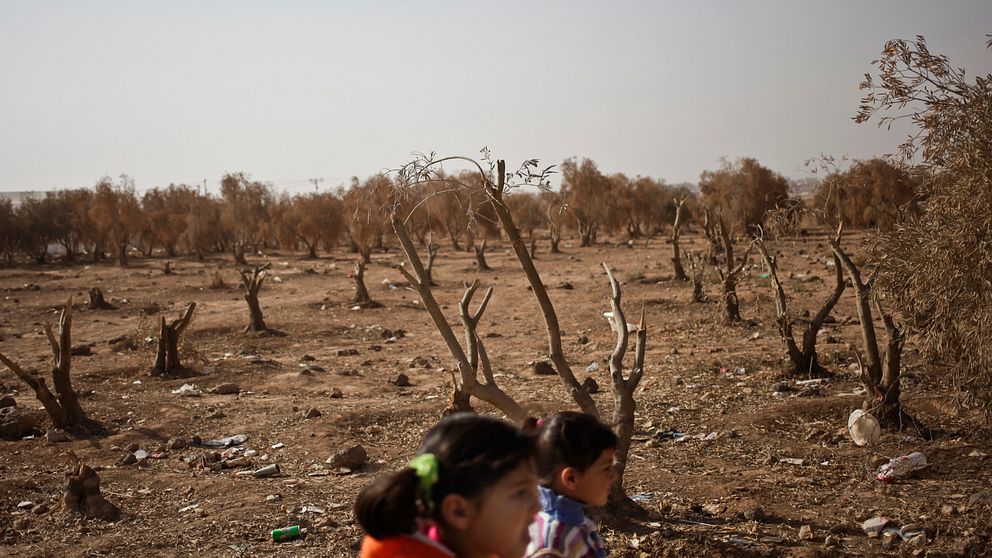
[456,460,541,558]
[568,447,617,506]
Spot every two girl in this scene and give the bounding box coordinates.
[355,412,616,558]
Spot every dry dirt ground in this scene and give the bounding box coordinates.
[1,229,990,557]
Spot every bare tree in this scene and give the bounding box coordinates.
[391,153,651,510]
[240,264,271,333]
[352,260,383,308]
[0,298,90,431]
[602,264,646,511]
[151,303,196,377]
[756,226,845,378]
[828,235,912,429]
[685,249,707,303]
[670,196,689,281]
[473,239,492,271]
[393,215,527,422]
[424,241,440,286]
[716,219,752,323]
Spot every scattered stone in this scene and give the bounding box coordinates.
[206,410,226,419]
[799,524,814,540]
[577,335,589,345]
[303,408,322,419]
[0,406,38,440]
[70,344,93,356]
[408,356,432,369]
[581,377,600,394]
[16,500,34,510]
[46,430,71,443]
[167,437,187,450]
[117,453,138,466]
[743,507,765,522]
[941,503,957,515]
[265,494,281,503]
[533,361,556,376]
[558,282,574,290]
[299,368,313,377]
[391,373,411,387]
[329,388,343,398]
[326,444,368,470]
[211,383,240,395]
[301,354,316,362]
[31,502,49,515]
[336,348,359,357]
[824,535,839,548]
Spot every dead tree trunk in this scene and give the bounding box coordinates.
[486,161,598,416]
[240,263,271,332]
[233,241,248,265]
[529,237,537,260]
[757,229,845,378]
[88,288,114,310]
[392,215,527,422]
[685,250,706,303]
[360,243,372,264]
[151,303,196,377]
[671,196,689,281]
[117,242,129,268]
[702,208,721,264]
[0,298,89,430]
[352,260,383,308]
[473,239,492,271]
[208,271,226,289]
[829,233,912,429]
[603,264,647,511]
[62,451,120,521]
[716,219,751,323]
[163,260,173,275]
[425,242,439,286]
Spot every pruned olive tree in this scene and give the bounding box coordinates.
[0,298,94,432]
[756,225,845,378]
[386,151,648,512]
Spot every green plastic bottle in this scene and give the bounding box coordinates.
[272,525,301,542]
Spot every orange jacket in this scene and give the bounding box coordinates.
[359,534,455,558]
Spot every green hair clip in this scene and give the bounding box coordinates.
[408,453,439,512]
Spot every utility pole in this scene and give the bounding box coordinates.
[309,177,324,192]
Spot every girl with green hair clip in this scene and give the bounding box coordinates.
[356,413,541,558]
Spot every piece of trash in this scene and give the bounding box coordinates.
[798,524,813,540]
[301,505,325,514]
[132,380,142,385]
[630,492,654,502]
[16,501,33,509]
[795,379,824,386]
[876,452,927,483]
[151,452,167,459]
[653,428,688,442]
[780,457,805,466]
[272,525,301,542]
[848,409,881,446]
[968,450,987,457]
[179,503,199,513]
[133,449,150,460]
[253,464,281,478]
[201,434,248,448]
[702,432,718,441]
[863,516,891,538]
[271,443,285,450]
[171,383,202,397]
[585,362,600,372]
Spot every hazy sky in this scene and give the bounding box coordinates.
[1,1,989,194]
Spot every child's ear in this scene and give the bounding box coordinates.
[440,494,477,530]
[558,466,579,490]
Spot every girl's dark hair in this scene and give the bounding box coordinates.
[535,411,618,484]
[355,413,536,540]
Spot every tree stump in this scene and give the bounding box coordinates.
[474,240,492,271]
[88,288,114,310]
[529,238,538,260]
[352,260,383,308]
[163,261,173,275]
[151,303,196,377]
[671,196,689,281]
[240,264,271,332]
[425,243,439,286]
[208,271,226,289]
[233,242,248,265]
[62,451,120,521]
